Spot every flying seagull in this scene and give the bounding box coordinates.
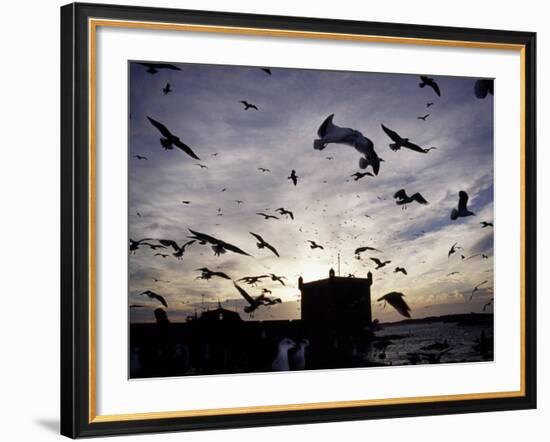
[129,238,153,253]
[250,232,280,257]
[232,283,264,314]
[268,273,287,286]
[419,76,441,96]
[288,170,298,186]
[134,155,148,160]
[260,68,272,75]
[474,79,494,99]
[481,221,494,228]
[146,116,200,160]
[188,229,251,257]
[394,267,408,275]
[154,253,169,258]
[393,189,429,206]
[158,239,195,259]
[378,292,411,317]
[417,114,430,121]
[194,163,208,169]
[238,275,269,286]
[239,100,258,110]
[138,290,167,307]
[138,62,181,74]
[355,246,381,257]
[313,114,381,175]
[258,167,271,172]
[195,267,231,280]
[446,271,460,276]
[451,190,475,220]
[162,83,172,95]
[256,212,280,220]
[351,171,374,181]
[275,208,294,220]
[470,280,488,300]
[426,102,434,107]
[370,257,391,269]
[448,242,462,259]
[381,124,428,153]
[307,240,324,250]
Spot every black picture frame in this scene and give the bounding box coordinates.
[61,2,537,438]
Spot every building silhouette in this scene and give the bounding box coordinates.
[299,268,373,327]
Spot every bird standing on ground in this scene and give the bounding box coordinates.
[271,338,297,371]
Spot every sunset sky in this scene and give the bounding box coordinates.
[128,61,494,323]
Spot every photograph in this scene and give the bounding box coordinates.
[128,61,495,378]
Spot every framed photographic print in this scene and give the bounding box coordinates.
[60,2,537,438]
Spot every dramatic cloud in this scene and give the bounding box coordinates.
[128,62,494,323]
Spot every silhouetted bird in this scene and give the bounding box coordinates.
[141,242,167,251]
[481,221,494,228]
[234,200,244,204]
[239,100,258,110]
[181,200,191,204]
[426,102,434,107]
[351,171,373,181]
[482,254,489,259]
[154,253,169,258]
[158,239,195,259]
[470,280,488,300]
[417,114,430,121]
[419,75,441,96]
[314,114,381,175]
[451,190,475,220]
[152,277,170,283]
[258,167,271,172]
[381,124,428,153]
[138,62,181,74]
[268,273,286,286]
[162,83,172,95]
[446,271,460,276]
[134,155,147,160]
[424,146,438,152]
[195,267,231,280]
[483,298,494,312]
[355,246,381,257]
[256,212,279,220]
[394,267,408,275]
[448,242,462,259]
[147,116,200,160]
[260,68,272,75]
[194,163,208,169]
[250,232,280,257]
[129,238,152,253]
[307,240,324,250]
[378,292,411,317]
[275,208,294,220]
[238,275,268,286]
[474,79,494,99]
[370,257,391,269]
[393,189,429,206]
[138,290,167,307]
[188,229,251,257]
[288,170,298,186]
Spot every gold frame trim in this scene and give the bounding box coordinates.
[88,18,527,424]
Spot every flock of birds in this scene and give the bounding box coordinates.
[130,62,495,324]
